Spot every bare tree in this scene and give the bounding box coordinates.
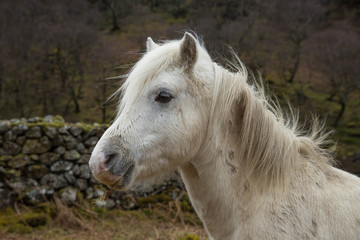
[101,0,133,32]
[0,0,101,119]
[263,0,325,83]
[0,0,42,117]
[307,26,360,127]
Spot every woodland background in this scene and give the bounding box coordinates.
[0,1,359,239]
[0,0,359,163]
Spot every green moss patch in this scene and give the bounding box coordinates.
[137,193,172,206]
[0,207,49,234]
[177,234,201,240]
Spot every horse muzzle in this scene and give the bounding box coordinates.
[89,151,135,190]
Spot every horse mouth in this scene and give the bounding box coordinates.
[109,163,135,190]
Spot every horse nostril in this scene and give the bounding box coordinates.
[104,153,118,168]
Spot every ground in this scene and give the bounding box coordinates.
[0,199,207,240]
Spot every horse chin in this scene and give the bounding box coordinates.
[108,163,136,191]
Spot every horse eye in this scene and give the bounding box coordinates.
[155,91,173,103]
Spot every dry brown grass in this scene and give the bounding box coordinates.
[0,198,207,240]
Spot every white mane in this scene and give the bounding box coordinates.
[115,39,200,116]
[208,60,335,192]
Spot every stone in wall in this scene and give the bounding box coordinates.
[2,141,20,155]
[25,126,42,138]
[8,154,32,168]
[44,126,57,139]
[60,186,78,203]
[22,137,52,154]
[40,173,67,189]
[50,161,74,172]
[39,152,60,166]
[63,150,81,161]
[27,164,49,179]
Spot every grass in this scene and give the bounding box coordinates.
[0,197,207,240]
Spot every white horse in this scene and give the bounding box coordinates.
[89,33,360,240]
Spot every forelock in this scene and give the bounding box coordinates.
[117,41,181,115]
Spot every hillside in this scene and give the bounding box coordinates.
[0,0,359,169]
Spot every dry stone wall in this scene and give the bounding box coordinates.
[0,116,112,208]
[0,116,186,210]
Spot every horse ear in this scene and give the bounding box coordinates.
[180,33,197,68]
[146,37,159,52]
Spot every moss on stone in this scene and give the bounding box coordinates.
[8,154,30,168]
[29,154,39,161]
[14,153,25,158]
[7,116,109,135]
[31,165,42,170]
[54,115,64,122]
[4,169,21,178]
[75,122,93,133]
[0,155,13,162]
[28,122,66,130]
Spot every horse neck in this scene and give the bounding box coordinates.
[179,155,243,239]
[209,64,302,191]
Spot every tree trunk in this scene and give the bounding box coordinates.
[0,65,3,99]
[104,0,120,32]
[14,82,24,117]
[56,47,67,89]
[102,81,107,123]
[326,90,336,101]
[287,48,300,83]
[237,18,256,47]
[333,100,346,127]
[42,72,48,115]
[111,8,120,32]
[63,98,72,117]
[70,85,80,113]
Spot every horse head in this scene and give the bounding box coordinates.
[89,33,214,190]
